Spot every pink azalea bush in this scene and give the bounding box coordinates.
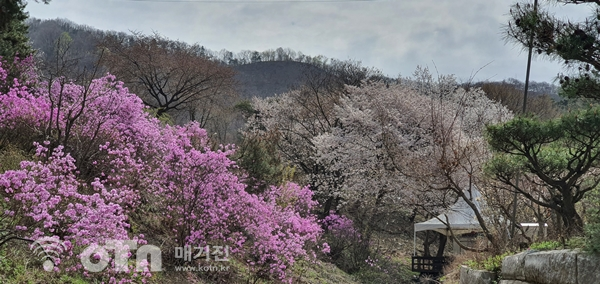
[244,183,321,281]
[321,211,369,273]
[1,143,129,244]
[149,123,322,281]
[0,57,322,283]
[322,211,360,240]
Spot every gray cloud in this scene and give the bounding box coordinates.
[25,0,593,82]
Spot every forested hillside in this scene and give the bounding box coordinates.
[234,61,320,99]
[25,18,353,99]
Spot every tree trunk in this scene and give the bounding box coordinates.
[322,197,334,218]
[423,231,432,257]
[436,233,447,257]
[534,204,546,240]
[560,198,583,237]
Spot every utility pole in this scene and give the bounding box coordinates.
[511,0,538,239]
[522,0,538,115]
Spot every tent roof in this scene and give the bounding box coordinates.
[414,189,483,236]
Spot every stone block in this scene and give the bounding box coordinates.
[502,251,527,280]
[460,265,497,284]
[576,252,600,284]
[522,249,577,284]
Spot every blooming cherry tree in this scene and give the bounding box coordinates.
[244,67,512,252]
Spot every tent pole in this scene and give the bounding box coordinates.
[413,228,416,256]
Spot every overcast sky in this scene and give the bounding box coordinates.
[25,0,594,83]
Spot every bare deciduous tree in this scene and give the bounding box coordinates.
[100,33,237,117]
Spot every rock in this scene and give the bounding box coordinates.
[466,250,600,284]
[522,249,577,284]
[459,265,497,284]
[577,252,600,284]
[501,251,527,280]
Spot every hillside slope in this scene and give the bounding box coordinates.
[233,61,324,99]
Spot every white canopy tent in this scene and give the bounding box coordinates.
[413,189,484,256]
[412,189,546,255]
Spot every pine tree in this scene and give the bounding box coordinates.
[489,1,600,237]
[505,0,600,100]
[0,0,33,60]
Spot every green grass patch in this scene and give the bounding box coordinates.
[465,251,514,273]
[292,259,360,284]
[0,244,91,284]
[529,240,562,251]
[529,237,586,251]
